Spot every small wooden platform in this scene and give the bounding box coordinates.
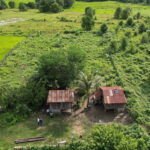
[15,136,44,144]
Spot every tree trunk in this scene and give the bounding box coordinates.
[87,96,90,107]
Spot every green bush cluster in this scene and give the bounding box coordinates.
[81,7,95,31]
[114,7,131,19]
[36,0,74,13]
[0,0,7,10]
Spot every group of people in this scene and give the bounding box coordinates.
[37,117,43,125]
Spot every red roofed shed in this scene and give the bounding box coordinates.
[95,86,127,110]
[47,90,74,113]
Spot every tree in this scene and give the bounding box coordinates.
[19,2,28,11]
[0,0,8,10]
[8,1,15,8]
[64,0,74,8]
[82,16,94,31]
[26,2,36,9]
[114,7,122,19]
[139,23,146,34]
[38,46,86,89]
[38,0,62,13]
[75,72,102,106]
[100,23,108,35]
[85,7,95,18]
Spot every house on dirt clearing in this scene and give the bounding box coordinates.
[95,86,127,111]
[47,90,75,113]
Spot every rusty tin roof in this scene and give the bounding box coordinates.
[47,90,74,103]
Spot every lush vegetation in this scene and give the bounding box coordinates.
[0,0,150,149]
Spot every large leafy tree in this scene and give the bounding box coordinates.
[75,72,102,106]
[38,46,86,89]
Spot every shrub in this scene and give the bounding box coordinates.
[0,0,8,10]
[85,6,95,18]
[100,23,108,35]
[56,0,64,7]
[81,16,94,31]
[8,1,15,8]
[64,0,74,8]
[121,37,128,50]
[38,0,62,13]
[121,8,131,19]
[19,2,28,11]
[136,12,141,19]
[119,20,123,26]
[141,33,149,43]
[51,2,62,13]
[125,31,131,37]
[139,23,146,34]
[114,7,122,19]
[126,17,134,26]
[109,40,118,54]
[26,2,36,9]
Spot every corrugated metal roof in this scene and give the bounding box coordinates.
[95,86,127,104]
[47,90,74,103]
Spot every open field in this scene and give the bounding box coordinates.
[0,36,24,62]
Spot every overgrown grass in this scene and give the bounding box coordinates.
[0,36,24,62]
[0,114,73,149]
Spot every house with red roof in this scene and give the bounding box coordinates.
[47,90,75,113]
[95,86,127,110]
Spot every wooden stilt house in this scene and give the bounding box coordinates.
[95,86,127,111]
[47,90,75,113]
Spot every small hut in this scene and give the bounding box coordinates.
[95,86,127,111]
[47,90,74,113]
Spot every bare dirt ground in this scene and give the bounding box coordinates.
[0,18,26,26]
[71,103,133,137]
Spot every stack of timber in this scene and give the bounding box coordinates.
[15,136,44,144]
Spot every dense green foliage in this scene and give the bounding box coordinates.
[8,1,15,8]
[82,7,95,30]
[36,0,74,13]
[38,46,86,89]
[19,2,28,11]
[0,0,7,10]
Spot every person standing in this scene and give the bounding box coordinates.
[37,117,40,125]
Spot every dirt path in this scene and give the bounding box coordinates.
[0,18,26,26]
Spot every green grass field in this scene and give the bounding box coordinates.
[0,1,150,149]
[0,36,24,62]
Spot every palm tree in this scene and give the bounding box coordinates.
[75,72,102,107]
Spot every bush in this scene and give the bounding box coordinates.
[64,0,74,8]
[141,33,149,43]
[139,23,146,34]
[85,6,95,18]
[109,40,118,54]
[38,0,62,13]
[100,23,108,35]
[119,20,123,26]
[121,37,128,50]
[26,2,36,9]
[8,1,15,8]
[136,12,141,19]
[125,31,131,37]
[114,7,122,19]
[126,17,134,26]
[121,8,131,19]
[81,16,94,31]
[19,2,28,11]
[51,2,62,13]
[0,0,8,10]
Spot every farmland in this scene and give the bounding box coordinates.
[0,0,150,149]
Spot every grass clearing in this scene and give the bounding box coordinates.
[0,36,24,62]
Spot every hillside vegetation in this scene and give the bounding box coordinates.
[0,0,150,149]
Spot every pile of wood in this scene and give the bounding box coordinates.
[15,136,44,144]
